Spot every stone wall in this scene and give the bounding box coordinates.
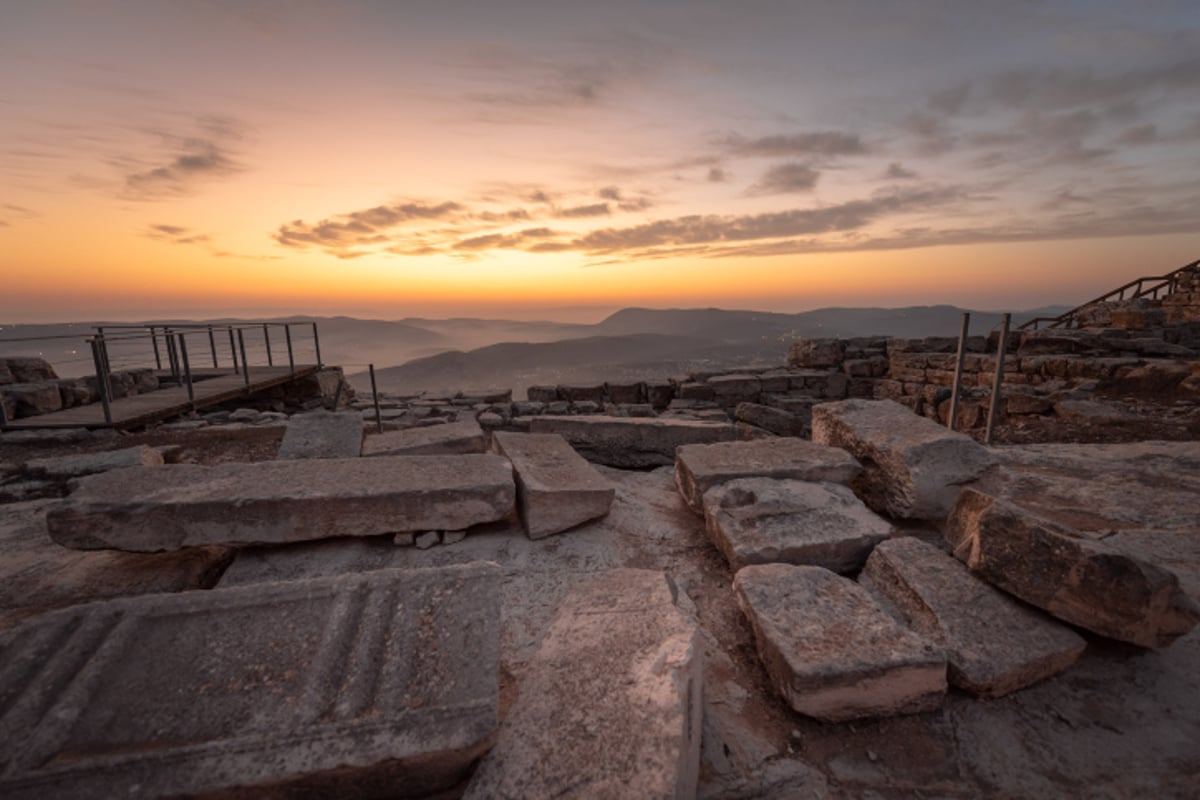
[0,357,160,420]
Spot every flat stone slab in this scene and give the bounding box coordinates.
[46,455,516,552]
[529,414,736,468]
[464,568,701,800]
[703,478,892,573]
[675,438,861,514]
[0,500,231,631]
[275,409,363,459]
[0,563,501,800]
[362,417,487,456]
[811,398,996,519]
[492,431,615,538]
[733,563,946,721]
[947,488,1199,648]
[860,537,1086,697]
[24,445,164,479]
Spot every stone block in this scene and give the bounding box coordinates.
[276,409,363,459]
[1,383,62,418]
[708,374,762,404]
[464,569,701,800]
[860,537,1086,697]
[788,339,846,369]
[606,381,645,404]
[3,357,57,383]
[946,489,1199,648]
[811,399,996,520]
[733,563,946,722]
[646,381,675,408]
[46,455,516,552]
[25,446,164,480]
[529,414,736,468]
[0,563,501,799]
[703,478,892,572]
[674,438,861,514]
[492,431,615,538]
[526,385,558,403]
[734,402,806,437]
[559,383,606,404]
[677,381,716,401]
[362,416,487,456]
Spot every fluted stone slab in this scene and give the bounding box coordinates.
[0,563,501,800]
[812,399,996,519]
[492,431,615,538]
[529,414,736,468]
[276,409,363,459]
[362,417,487,456]
[734,563,946,722]
[675,437,861,514]
[861,537,1086,696]
[947,488,1199,648]
[703,478,891,573]
[45,455,516,552]
[465,569,701,800]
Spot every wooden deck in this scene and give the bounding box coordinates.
[3,365,322,430]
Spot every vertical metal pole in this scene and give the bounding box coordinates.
[228,328,239,375]
[285,324,295,372]
[208,325,218,369]
[263,324,273,367]
[89,338,113,424]
[947,313,970,431]
[179,333,195,405]
[369,364,382,433]
[98,334,116,404]
[166,331,180,383]
[150,326,162,370]
[311,321,322,366]
[0,384,9,427]
[984,314,1012,445]
[238,329,251,386]
[331,379,344,410]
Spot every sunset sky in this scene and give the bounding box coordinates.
[2,0,1198,323]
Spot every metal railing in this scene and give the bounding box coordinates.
[1018,258,1199,332]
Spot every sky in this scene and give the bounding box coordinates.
[2,0,1199,323]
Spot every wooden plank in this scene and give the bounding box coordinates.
[3,366,322,430]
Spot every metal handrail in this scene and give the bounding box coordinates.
[1018,258,1199,331]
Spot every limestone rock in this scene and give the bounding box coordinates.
[674,437,861,514]
[529,414,736,468]
[733,563,946,721]
[1,382,63,418]
[493,431,615,538]
[860,537,1086,696]
[46,455,516,552]
[464,569,701,800]
[811,398,996,519]
[703,478,892,573]
[734,402,806,437]
[276,409,363,459]
[24,446,164,480]
[361,416,487,456]
[946,488,1200,648]
[0,563,501,799]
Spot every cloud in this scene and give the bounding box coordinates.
[452,227,562,251]
[707,166,729,183]
[722,131,867,158]
[594,186,654,212]
[123,124,244,200]
[146,223,211,245]
[274,201,464,249]
[883,163,918,180]
[555,202,610,218]
[746,162,821,195]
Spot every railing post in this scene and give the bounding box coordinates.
[150,326,163,370]
[166,330,180,383]
[984,314,1011,445]
[263,324,273,367]
[208,325,218,369]
[369,364,382,434]
[179,333,195,405]
[0,385,9,427]
[97,333,116,404]
[947,313,970,431]
[285,324,295,372]
[228,328,239,375]
[238,329,251,386]
[311,321,322,367]
[89,337,113,425]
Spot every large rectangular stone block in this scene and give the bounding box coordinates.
[276,409,364,459]
[492,431,615,538]
[861,537,1086,696]
[0,563,502,799]
[46,455,516,552]
[362,416,487,456]
[464,569,701,800]
[529,414,736,468]
[674,438,861,514]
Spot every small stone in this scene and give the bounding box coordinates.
[442,530,467,545]
[393,532,415,547]
[414,531,440,549]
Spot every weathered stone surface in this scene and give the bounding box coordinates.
[2,356,57,383]
[861,537,1086,696]
[464,568,701,800]
[46,455,516,552]
[1,382,62,418]
[674,437,861,514]
[276,409,363,459]
[811,399,996,519]
[0,563,500,799]
[734,401,806,437]
[704,478,892,572]
[788,338,846,368]
[362,416,487,456]
[734,563,946,721]
[24,445,164,479]
[946,488,1200,648]
[0,500,231,631]
[529,414,735,468]
[492,431,615,538]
